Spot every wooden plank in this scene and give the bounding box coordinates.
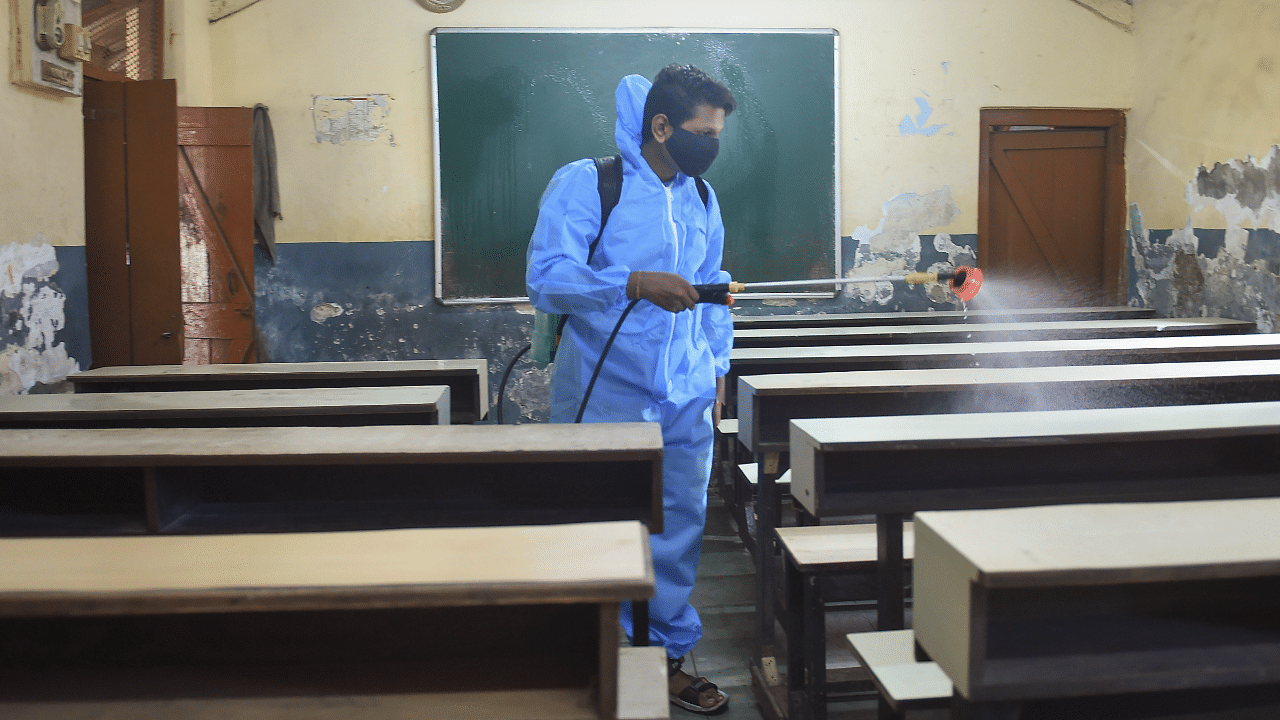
[739,358,1280,454]
[0,521,653,615]
[0,522,654,719]
[617,646,669,720]
[723,331,1280,423]
[0,386,450,428]
[68,359,490,424]
[0,422,657,465]
[732,317,1254,348]
[0,423,664,536]
[731,306,1153,329]
[777,522,913,571]
[914,499,1280,702]
[845,630,952,710]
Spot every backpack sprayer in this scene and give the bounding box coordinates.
[496,265,983,423]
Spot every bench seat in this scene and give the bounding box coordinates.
[846,629,951,718]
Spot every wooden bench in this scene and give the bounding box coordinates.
[914,499,1280,719]
[740,357,1280,712]
[0,520,665,720]
[68,359,490,424]
[776,524,917,720]
[0,422,663,537]
[739,358,1280,460]
[733,305,1153,330]
[780,405,1280,719]
[845,630,951,720]
[0,385,451,428]
[732,317,1253,349]
[724,332,1280,413]
[789,400,1280,632]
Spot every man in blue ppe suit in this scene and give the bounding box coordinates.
[526,64,736,714]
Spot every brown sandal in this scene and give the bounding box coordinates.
[668,655,729,714]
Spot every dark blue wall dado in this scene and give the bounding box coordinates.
[253,236,977,422]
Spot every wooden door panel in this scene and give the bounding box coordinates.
[83,81,131,368]
[177,107,256,364]
[125,81,182,365]
[981,112,1122,306]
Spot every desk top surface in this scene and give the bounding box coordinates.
[791,400,1280,450]
[0,520,653,615]
[0,385,449,416]
[730,331,1280,363]
[741,358,1280,395]
[69,359,487,381]
[732,306,1153,328]
[915,498,1280,587]
[0,422,663,465]
[734,317,1253,340]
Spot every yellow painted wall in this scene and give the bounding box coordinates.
[167,0,214,106]
[205,0,1133,243]
[1129,0,1280,231]
[1,2,85,249]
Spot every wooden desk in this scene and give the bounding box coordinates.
[68,359,490,424]
[0,385,450,428]
[0,423,662,537]
[739,358,1280,456]
[732,305,1153,329]
[914,499,1280,718]
[0,521,661,719]
[732,317,1254,349]
[725,332,1280,412]
[789,401,1280,632]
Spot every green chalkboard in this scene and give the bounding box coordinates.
[431,28,838,302]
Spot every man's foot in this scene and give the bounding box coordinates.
[668,656,729,714]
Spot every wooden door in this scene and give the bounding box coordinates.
[978,109,1125,306]
[177,108,256,364]
[83,79,182,367]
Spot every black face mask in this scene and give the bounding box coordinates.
[664,125,719,177]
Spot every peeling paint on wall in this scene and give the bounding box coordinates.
[1,239,81,394]
[899,95,947,137]
[1131,146,1280,333]
[313,95,395,145]
[848,187,963,305]
[310,303,345,323]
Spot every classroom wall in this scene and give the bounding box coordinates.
[1127,0,1280,330]
[198,0,1133,419]
[1,2,88,393]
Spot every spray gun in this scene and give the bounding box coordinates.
[692,265,985,305]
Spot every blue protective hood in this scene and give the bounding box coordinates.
[615,74,651,171]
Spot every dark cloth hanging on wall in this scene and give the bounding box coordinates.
[252,104,282,263]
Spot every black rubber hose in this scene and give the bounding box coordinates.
[494,343,530,424]
[575,298,642,423]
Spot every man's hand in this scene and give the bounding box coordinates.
[628,270,698,313]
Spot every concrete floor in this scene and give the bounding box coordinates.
[674,483,914,720]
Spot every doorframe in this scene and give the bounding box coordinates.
[978,108,1127,302]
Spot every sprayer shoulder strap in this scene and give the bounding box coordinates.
[589,154,710,261]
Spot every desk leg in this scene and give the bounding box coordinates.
[802,569,826,720]
[876,513,906,631]
[754,454,782,667]
[784,554,810,720]
[633,601,649,647]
